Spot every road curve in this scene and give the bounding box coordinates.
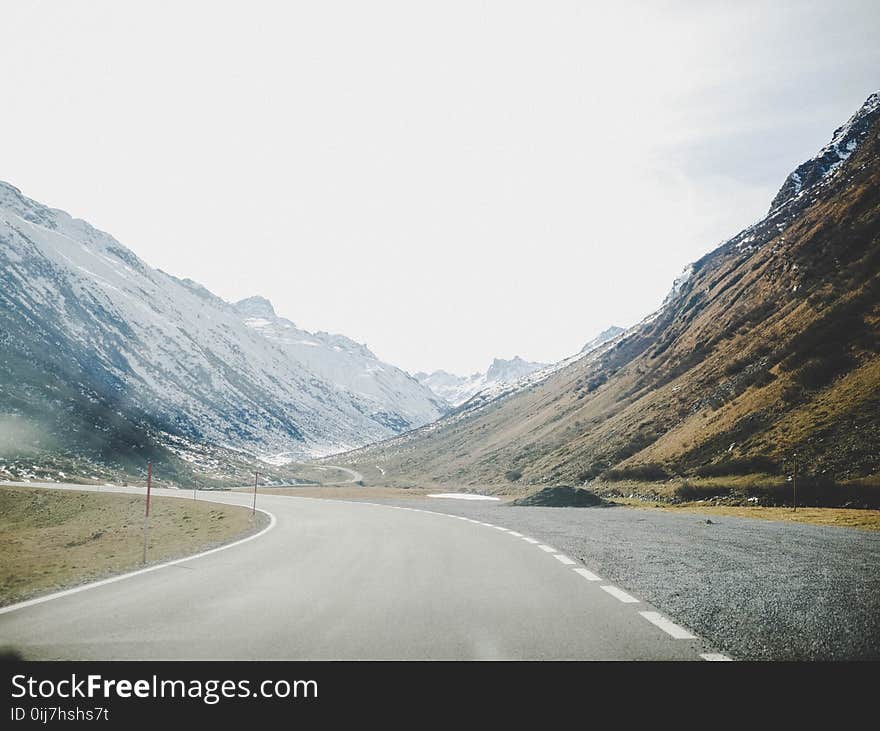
[320,464,363,485]
[0,484,722,660]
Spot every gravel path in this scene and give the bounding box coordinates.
[366,498,880,660]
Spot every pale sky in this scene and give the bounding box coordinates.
[3,1,878,375]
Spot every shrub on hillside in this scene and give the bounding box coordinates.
[745,476,880,508]
[673,481,730,501]
[779,288,878,391]
[724,358,748,376]
[603,463,670,482]
[576,462,607,482]
[794,353,856,390]
[694,456,780,477]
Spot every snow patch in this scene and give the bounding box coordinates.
[427,493,501,501]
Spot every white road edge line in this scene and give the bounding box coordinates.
[600,585,640,604]
[0,508,278,616]
[507,531,523,537]
[522,537,540,544]
[574,568,602,581]
[700,653,733,661]
[538,544,557,553]
[639,611,697,639]
[553,554,576,565]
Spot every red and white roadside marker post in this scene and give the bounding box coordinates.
[142,462,152,564]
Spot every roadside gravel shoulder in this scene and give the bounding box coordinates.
[364,497,880,660]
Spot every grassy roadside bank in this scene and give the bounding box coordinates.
[590,474,880,507]
[0,485,265,606]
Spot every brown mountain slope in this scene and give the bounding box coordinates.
[338,94,880,502]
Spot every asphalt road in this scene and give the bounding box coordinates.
[0,485,722,660]
[367,497,880,661]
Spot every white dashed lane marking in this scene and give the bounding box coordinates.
[389,504,726,660]
[639,611,697,639]
[600,585,640,604]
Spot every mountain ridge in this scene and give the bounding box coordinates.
[415,355,548,407]
[334,91,880,499]
[0,183,444,484]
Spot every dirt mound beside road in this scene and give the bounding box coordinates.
[510,485,608,507]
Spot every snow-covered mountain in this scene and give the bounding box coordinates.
[769,91,880,213]
[417,327,626,409]
[231,295,445,437]
[581,326,624,354]
[0,181,444,471]
[415,356,548,407]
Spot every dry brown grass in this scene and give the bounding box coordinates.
[0,485,263,606]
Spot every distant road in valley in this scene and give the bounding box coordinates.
[324,465,363,484]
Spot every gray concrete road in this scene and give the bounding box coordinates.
[0,485,723,660]
[365,496,880,661]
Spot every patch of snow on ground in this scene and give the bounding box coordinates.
[428,493,501,501]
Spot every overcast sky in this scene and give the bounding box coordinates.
[3,1,878,375]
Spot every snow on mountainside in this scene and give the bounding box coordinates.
[770,91,880,213]
[232,296,446,436]
[581,326,625,354]
[447,325,628,417]
[0,181,444,470]
[416,326,625,411]
[415,356,547,407]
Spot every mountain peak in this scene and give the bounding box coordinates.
[233,296,277,319]
[486,356,546,382]
[489,356,526,368]
[770,90,880,212]
[0,180,23,198]
[418,356,549,407]
[581,326,625,354]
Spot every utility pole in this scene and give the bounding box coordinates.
[793,454,798,512]
[143,462,152,564]
[253,471,258,516]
